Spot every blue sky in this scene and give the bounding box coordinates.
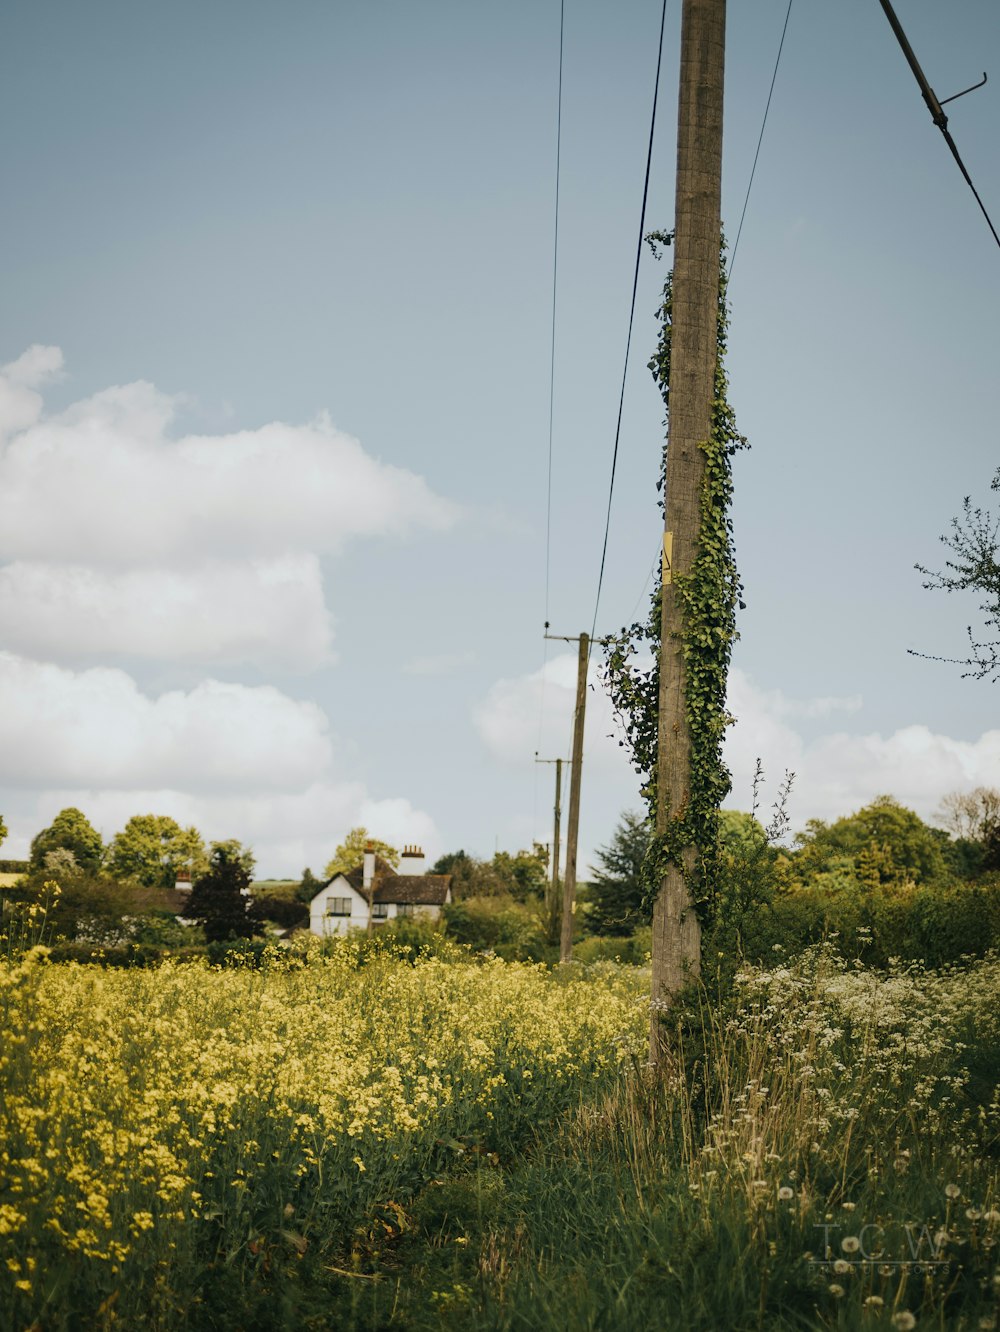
[1,0,998,875]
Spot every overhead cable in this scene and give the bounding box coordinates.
[729,0,794,279]
[589,0,669,653]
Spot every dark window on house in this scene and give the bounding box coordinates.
[397,903,419,916]
[372,903,390,919]
[326,896,352,916]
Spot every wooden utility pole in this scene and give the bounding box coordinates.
[560,632,588,963]
[550,756,562,927]
[548,761,564,948]
[535,754,564,941]
[652,0,727,1049]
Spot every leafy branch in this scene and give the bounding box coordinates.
[911,467,1000,681]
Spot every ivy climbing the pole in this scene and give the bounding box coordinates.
[602,231,747,931]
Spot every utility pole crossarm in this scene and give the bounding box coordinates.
[544,631,613,646]
[877,0,1000,251]
[877,0,947,128]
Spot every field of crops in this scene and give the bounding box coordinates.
[2,942,999,1330]
[0,943,645,1329]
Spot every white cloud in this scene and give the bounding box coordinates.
[357,797,439,853]
[0,347,458,667]
[0,352,452,876]
[0,345,63,443]
[724,669,1000,829]
[0,556,334,670]
[0,372,457,566]
[474,651,648,774]
[0,652,332,792]
[477,659,1000,841]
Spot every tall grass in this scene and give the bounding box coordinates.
[364,947,1000,1331]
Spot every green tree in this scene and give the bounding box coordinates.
[793,795,948,888]
[430,851,494,899]
[430,848,548,901]
[186,840,258,942]
[914,467,1000,680]
[106,814,208,888]
[491,845,548,901]
[324,827,399,880]
[296,867,323,903]
[30,807,104,875]
[588,811,653,937]
[0,813,7,849]
[431,850,469,875]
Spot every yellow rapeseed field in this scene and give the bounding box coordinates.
[0,944,646,1328]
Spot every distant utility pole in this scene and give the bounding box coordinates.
[653,0,727,1046]
[546,631,589,963]
[535,754,564,942]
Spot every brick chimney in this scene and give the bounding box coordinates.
[400,844,426,876]
[363,840,376,892]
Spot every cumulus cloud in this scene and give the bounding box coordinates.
[0,348,458,666]
[476,659,1000,837]
[0,555,334,670]
[0,344,63,443]
[0,652,333,792]
[0,649,443,875]
[474,652,620,767]
[723,670,1000,828]
[0,350,452,873]
[0,368,457,566]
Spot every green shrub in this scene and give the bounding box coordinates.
[249,882,309,930]
[572,928,651,965]
[736,874,1000,968]
[442,895,551,961]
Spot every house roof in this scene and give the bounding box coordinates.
[326,856,452,907]
[372,875,451,906]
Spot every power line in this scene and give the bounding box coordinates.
[589,0,669,651]
[628,550,659,624]
[729,0,794,280]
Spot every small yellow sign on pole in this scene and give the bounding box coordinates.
[662,531,674,585]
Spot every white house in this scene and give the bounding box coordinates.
[308,843,452,937]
